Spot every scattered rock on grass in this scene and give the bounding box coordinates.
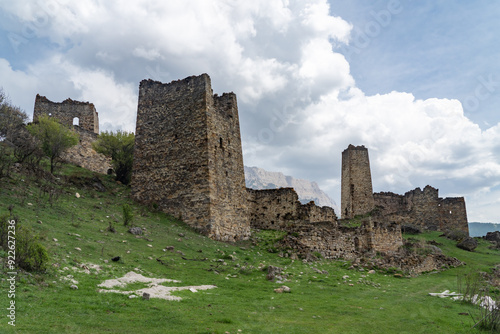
[457,237,478,252]
[128,227,142,235]
[266,266,283,281]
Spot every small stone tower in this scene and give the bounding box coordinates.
[131,74,250,241]
[33,94,99,134]
[341,144,375,219]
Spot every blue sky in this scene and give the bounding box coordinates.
[0,0,499,222]
[333,1,500,128]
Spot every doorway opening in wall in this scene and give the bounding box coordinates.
[73,117,79,126]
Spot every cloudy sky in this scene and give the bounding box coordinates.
[1,0,499,222]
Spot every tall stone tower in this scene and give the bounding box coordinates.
[131,74,250,241]
[341,145,375,219]
[33,95,99,134]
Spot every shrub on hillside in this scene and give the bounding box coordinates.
[92,130,134,185]
[0,215,49,272]
[122,204,134,226]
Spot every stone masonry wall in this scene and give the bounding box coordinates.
[33,94,99,134]
[439,197,468,233]
[247,187,401,259]
[246,187,337,230]
[208,93,250,240]
[341,145,375,219]
[131,74,250,241]
[368,221,404,253]
[279,220,402,260]
[373,186,469,234]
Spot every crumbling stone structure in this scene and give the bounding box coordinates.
[60,128,112,174]
[127,74,468,270]
[278,219,403,260]
[341,145,375,219]
[131,74,250,241]
[247,187,403,259]
[32,94,111,174]
[33,94,99,134]
[374,186,469,234]
[247,188,337,230]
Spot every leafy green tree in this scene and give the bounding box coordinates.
[93,130,135,184]
[0,89,42,175]
[0,89,28,143]
[27,115,79,173]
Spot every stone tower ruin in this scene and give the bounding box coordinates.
[341,145,375,219]
[33,94,99,134]
[131,74,250,241]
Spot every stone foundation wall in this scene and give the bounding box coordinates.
[279,219,403,260]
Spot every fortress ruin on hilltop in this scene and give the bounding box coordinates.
[32,73,469,270]
[129,74,405,259]
[341,144,469,234]
[34,94,99,134]
[32,94,111,174]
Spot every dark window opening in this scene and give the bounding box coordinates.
[219,137,223,149]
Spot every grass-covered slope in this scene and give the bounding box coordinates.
[0,163,499,333]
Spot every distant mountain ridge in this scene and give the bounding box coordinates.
[468,222,500,237]
[244,166,339,211]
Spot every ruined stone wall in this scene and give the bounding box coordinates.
[341,145,374,219]
[374,186,469,234]
[247,188,300,230]
[281,223,358,260]
[131,74,250,241]
[246,186,402,260]
[279,220,402,260]
[246,187,337,230]
[404,186,440,230]
[33,94,99,134]
[298,201,337,223]
[373,192,405,216]
[60,127,112,174]
[439,197,469,234]
[368,221,403,253]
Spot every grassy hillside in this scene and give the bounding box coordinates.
[0,163,499,333]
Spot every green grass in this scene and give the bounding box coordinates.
[0,162,499,333]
